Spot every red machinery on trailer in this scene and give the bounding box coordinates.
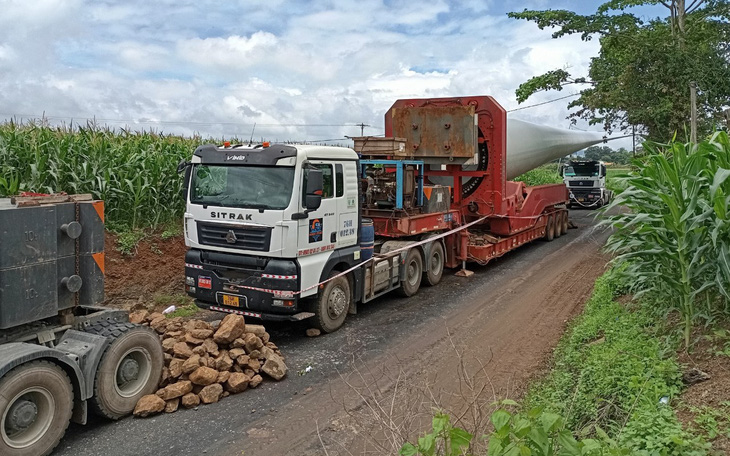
[358,95,568,273]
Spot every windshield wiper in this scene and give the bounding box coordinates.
[242,203,273,212]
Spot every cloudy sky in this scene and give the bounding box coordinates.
[0,0,666,148]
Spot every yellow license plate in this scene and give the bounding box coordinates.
[222,295,240,307]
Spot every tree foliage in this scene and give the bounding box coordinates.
[582,145,633,164]
[509,1,730,142]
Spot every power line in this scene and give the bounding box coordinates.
[507,93,580,113]
[0,113,372,129]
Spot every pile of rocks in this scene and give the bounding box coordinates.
[130,311,287,417]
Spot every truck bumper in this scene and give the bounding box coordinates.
[184,249,309,320]
[569,188,604,205]
[194,300,314,321]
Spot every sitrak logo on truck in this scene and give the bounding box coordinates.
[211,212,253,221]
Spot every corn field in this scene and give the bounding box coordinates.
[0,121,210,230]
[604,131,730,347]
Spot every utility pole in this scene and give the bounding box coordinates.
[355,123,369,136]
[690,81,697,144]
[632,125,636,156]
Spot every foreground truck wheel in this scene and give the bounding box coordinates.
[544,215,556,241]
[313,272,351,333]
[424,242,444,286]
[86,322,163,419]
[561,212,569,235]
[0,361,73,456]
[398,249,423,297]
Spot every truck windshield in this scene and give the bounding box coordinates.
[564,164,600,177]
[190,165,295,210]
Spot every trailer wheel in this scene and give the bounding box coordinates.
[424,241,444,286]
[544,215,555,241]
[85,322,163,420]
[0,361,73,456]
[561,211,569,236]
[554,213,563,238]
[312,271,350,333]
[398,248,423,297]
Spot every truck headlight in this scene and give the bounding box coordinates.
[186,276,195,286]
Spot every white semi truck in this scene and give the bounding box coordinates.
[181,96,607,332]
[562,159,612,208]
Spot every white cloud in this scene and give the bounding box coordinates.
[178,32,278,67]
[0,0,646,151]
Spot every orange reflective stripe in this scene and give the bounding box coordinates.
[92,252,105,275]
[92,201,105,223]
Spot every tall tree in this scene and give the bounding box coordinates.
[509,1,730,141]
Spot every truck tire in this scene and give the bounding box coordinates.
[543,214,555,242]
[398,248,423,297]
[424,242,445,286]
[0,361,73,456]
[561,211,569,236]
[85,322,163,420]
[312,271,350,333]
[554,213,563,238]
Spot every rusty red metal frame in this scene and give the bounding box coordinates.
[378,95,568,265]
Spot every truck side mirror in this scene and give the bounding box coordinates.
[305,169,323,211]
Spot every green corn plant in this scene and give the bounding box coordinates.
[603,132,730,348]
[0,120,210,229]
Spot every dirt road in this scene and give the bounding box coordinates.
[55,209,610,456]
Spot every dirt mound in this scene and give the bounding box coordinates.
[104,232,187,310]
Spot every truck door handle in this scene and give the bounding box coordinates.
[331,232,337,242]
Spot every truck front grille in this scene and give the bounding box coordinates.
[568,180,595,187]
[197,222,272,252]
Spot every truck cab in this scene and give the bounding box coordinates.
[182,143,363,327]
[562,159,612,208]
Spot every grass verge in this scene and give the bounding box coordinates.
[524,269,708,455]
[402,269,715,455]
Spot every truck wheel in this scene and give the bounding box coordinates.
[398,248,423,297]
[85,322,163,420]
[561,211,569,235]
[0,361,73,456]
[312,271,350,333]
[544,215,555,242]
[424,242,444,286]
[554,213,563,238]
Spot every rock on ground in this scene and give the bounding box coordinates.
[199,383,224,404]
[189,367,219,386]
[225,373,250,394]
[181,392,200,409]
[261,353,287,381]
[158,381,193,400]
[165,398,180,413]
[213,314,246,344]
[134,395,165,417]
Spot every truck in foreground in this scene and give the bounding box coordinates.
[0,195,163,456]
[182,95,605,332]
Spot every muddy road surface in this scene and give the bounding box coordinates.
[56,209,610,456]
